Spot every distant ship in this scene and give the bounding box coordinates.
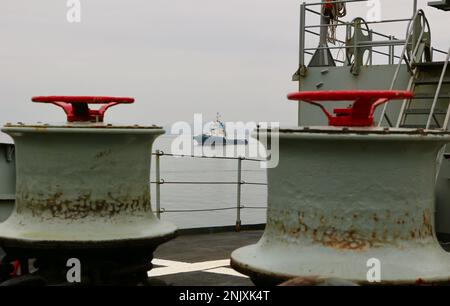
[193,113,248,146]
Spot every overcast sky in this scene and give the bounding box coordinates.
[0,0,449,129]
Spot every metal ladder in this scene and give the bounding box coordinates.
[378,9,432,127]
[396,48,450,130]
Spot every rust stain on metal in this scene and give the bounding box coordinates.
[5,124,162,130]
[273,128,450,136]
[423,209,432,234]
[373,213,379,222]
[319,228,370,250]
[267,207,436,251]
[320,216,326,225]
[17,191,152,220]
[94,149,112,159]
[297,212,308,233]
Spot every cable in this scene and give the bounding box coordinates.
[322,0,347,44]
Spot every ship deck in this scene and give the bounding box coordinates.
[3,225,450,286]
[149,227,264,286]
[149,227,450,286]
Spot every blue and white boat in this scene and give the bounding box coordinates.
[193,114,248,146]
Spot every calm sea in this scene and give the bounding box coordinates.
[150,135,267,229]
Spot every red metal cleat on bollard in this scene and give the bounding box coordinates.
[32,96,135,122]
[287,90,414,127]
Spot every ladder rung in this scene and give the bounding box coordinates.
[414,78,450,85]
[413,93,450,99]
[405,108,448,115]
[415,61,448,68]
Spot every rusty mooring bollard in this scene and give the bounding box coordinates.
[0,96,177,285]
[231,90,450,285]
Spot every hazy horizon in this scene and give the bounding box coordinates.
[0,0,449,131]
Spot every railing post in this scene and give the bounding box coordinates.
[155,150,161,219]
[236,157,242,232]
[369,30,373,66]
[389,37,393,65]
[256,124,260,143]
[299,2,306,76]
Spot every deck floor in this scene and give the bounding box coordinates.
[150,230,450,286]
[3,229,450,286]
[149,230,263,286]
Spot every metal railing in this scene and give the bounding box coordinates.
[297,1,449,127]
[298,0,447,72]
[380,12,449,129]
[151,150,268,231]
[299,0,416,70]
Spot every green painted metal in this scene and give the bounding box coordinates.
[294,3,450,239]
[296,65,411,126]
[0,123,177,247]
[232,127,450,285]
[0,143,15,222]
